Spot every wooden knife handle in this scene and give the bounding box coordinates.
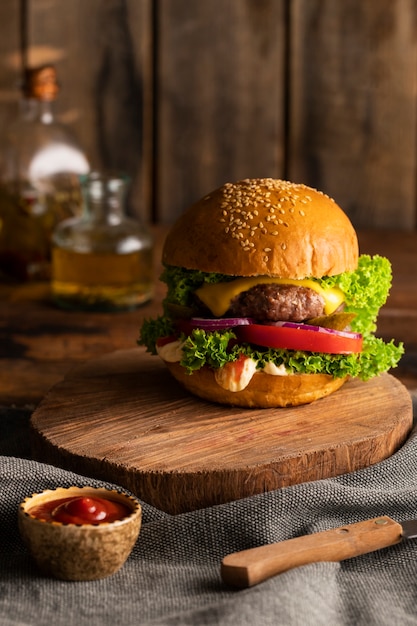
[221,516,403,588]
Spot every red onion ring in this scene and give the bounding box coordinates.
[188,317,362,339]
[271,321,362,339]
[189,317,254,330]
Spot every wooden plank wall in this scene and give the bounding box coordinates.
[0,0,415,230]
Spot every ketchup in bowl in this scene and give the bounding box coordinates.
[29,495,131,525]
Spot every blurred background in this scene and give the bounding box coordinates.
[0,0,415,229]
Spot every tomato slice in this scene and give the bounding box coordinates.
[235,323,362,354]
[156,335,178,348]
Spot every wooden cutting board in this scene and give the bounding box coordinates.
[30,348,413,514]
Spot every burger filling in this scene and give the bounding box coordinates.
[156,341,289,392]
[194,275,344,318]
[227,284,326,322]
[139,255,404,388]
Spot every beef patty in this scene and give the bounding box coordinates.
[228,283,325,322]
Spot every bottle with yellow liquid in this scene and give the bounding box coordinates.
[0,65,89,281]
[51,171,153,311]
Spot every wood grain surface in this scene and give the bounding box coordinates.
[0,1,416,227]
[30,348,413,514]
[289,0,417,229]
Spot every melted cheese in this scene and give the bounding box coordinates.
[195,276,344,317]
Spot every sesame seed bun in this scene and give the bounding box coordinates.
[157,178,359,408]
[164,361,347,408]
[163,178,358,279]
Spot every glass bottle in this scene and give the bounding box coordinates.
[51,171,154,311]
[0,65,89,281]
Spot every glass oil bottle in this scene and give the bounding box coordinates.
[51,171,154,311]
[0,65,89,281]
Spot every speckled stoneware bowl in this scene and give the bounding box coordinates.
[18,486,142,581]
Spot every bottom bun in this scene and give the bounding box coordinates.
[164,361,347,408]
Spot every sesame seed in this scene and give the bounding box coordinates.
[281,242,287,249]
[264,247,272,252]
[217,178,321,254]
[299,209,305,216]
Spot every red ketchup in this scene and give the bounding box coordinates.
[29,496,131,525]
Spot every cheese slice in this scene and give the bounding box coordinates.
[195,276,344,317]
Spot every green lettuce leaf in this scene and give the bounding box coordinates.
[139,315,174,355]
[318,255,393,336]
[139,255,404,379]
[161,266,233,311]
[178,329,403,381]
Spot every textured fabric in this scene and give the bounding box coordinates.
[1,404,417,626]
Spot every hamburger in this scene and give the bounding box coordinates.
[139,178,403,408]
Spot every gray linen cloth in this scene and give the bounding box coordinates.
[1,405,417,626]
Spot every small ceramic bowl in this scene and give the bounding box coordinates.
[18,486,142,581]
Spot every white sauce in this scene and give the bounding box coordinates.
[157,339,288,392]
[156,339,184,362]
[215,357,258,392]
[262,361,288,376]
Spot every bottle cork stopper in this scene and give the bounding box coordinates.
[24,65,60,101]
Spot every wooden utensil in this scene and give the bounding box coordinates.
[221,516,417,588]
